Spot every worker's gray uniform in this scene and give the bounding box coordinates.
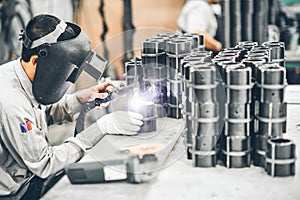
[177,0,218,37]
[0,59,100,196]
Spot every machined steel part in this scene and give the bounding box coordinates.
[257,63,286,103]
[265,138,296,177]
[262,41,285,60]
[225,63,251,85]
[190,86,217,105]
[192,135,218,167]
[167,104,182,119]
[224,120,251,137]
[220,0,231,48]
[195,102,218,118]
[142,65,167,80]
[195,118,219,137]
[242,57,266,80]
[224,46,248,61]
[166,39,192,80]
[218,51,240,62]
[256,101,286,137]
[167,78,183,119]
[224,103,251,137]
[257,117,286,137]
[191,33,205,47]
[178,33,199,49]
[258,102,286,119]
[212,58,235,80]
[221,135,251,168]
[129,101,157,133]
[140,81,167,105]
[252,134,269,167]
[224,63,252,104]
[189,62,216,85]
[237,41,258,51]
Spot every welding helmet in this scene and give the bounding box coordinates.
[22,20,107,105]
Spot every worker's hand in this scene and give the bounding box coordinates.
[97,111,144,135]
[76,81,116,104]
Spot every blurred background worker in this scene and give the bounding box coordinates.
[177,0,222,52]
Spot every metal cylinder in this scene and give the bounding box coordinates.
[257,118,286,137]
[242,58,266,80]
[258,102,286,119]
[128,101,157,133]
[253,134,269,167]
[221,135,251,168]
[262,41,285,60]
[237,41,258,51]
[195,119,219,137]
[265,138,296,177]
[167,79,182,119]
[212,57,235,80]
[257,64,286,103]
[224,63,252,104]
[192,135,218,167]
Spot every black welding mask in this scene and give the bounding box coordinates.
[22,20,107,105]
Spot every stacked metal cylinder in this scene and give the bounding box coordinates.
[214,41,295,177]
[165,39,191,118]
[254,63,287,167]
[123,34,296,176]
[141,38,168,117]
[221,63,252,168]
[181,54,219,167]
[193,63,219,167]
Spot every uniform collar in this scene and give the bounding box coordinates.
[14,58,41,108]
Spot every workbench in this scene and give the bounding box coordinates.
[42,86,300,200]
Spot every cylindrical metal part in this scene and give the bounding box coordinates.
[195,120,219,137]
[189,63,216,85]
[237,41,258,51]
[265,138,296,177]
[252,134,269,167]
[257,118,286,137]
[192,135,218,167]
[225,103,251,119]
[225,63,251,85]
[258,102,286,119]
[242,58,266,79]
[224,120,251,137]
[128,101,157,133]
[221,136,251,168]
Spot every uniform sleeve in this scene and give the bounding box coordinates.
[46,94,82,126]
[1,112,90,179]
[185,7,211,33]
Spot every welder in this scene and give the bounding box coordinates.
[0,14,143,199]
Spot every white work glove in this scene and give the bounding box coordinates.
[97,111,144,135]
[71,111,143,151]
